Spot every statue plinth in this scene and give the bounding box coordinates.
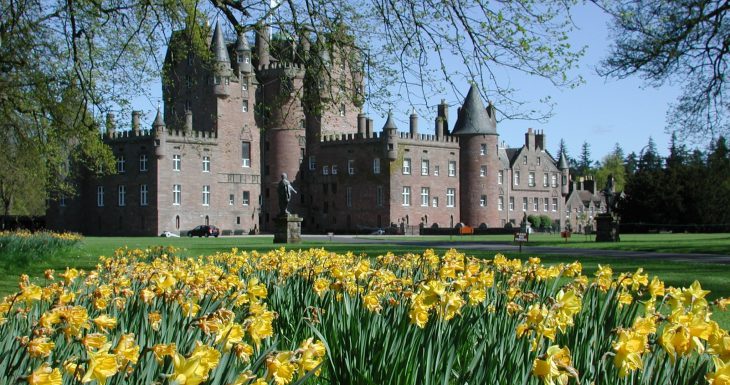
[595,213,620,242]
[274,214,303,244]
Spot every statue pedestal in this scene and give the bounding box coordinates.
[595,214,620,242]
[274,214,303,244]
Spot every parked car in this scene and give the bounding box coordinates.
[160,231,180,237]
[370,228,385,235]
[187,225,220,238]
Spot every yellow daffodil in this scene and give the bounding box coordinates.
[170,343,221,385]
[81,344,118,385]
[27,337,55,358]
[113,333,140,365]
[707,356,730,385]
[612,329,647,377]
[28,364,62,385]
[266,351,297,385]
[93,314,117,332]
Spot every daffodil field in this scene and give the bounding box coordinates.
[1,247,729,385]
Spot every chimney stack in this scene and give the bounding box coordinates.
[366,118,373,138]
[185,110,193,134]
[409,109,418,137]
[132,111,141,135]
[357,113,366,137]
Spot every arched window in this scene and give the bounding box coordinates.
[205,215,209,225]
[175,215,180,229]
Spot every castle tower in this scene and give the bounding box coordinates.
[558,150,570,197]
[383,112,398,161]
[451,85,500,228]
[210,22,232,99]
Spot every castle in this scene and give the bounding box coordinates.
[46,23,573,235]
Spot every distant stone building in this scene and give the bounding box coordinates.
[46,23,573,235]
[564,176,607,233]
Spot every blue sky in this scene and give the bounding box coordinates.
[133,3,680,161]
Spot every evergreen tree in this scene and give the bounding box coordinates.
[578,141,593,176]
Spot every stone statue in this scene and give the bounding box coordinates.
[277,173,297,216]
[602,174,616,214]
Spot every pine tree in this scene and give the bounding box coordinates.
[578,141,593,176]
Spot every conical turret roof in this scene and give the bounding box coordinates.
[235,30,249,51]
[451,85,497,135]
[210,22,230,63]
[153,107,165,127]
[382,111,398,130]
[558,151,569,169]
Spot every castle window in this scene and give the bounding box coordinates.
[323,166,329,175]
[242,82,248,91]
[202,185,210,206]
[118,185,126,207]
[480,144,487,155]
[346,187,352,207]
[242,141,251,167]
[173,184,181,205]
[498,170,503,184]
[509,197,514,211]
[543,173,549,187]
[544,198,549,211]
[434,165,439,176]
[448,161,456,177]
[203,156,210,172]
[117,156,126,173]
[373,158,381,174]
[229,194,234,205]
[139,154,148,172]
[376,186,384,207]
[421,159,429,175]
[97,186,104,207]
[242,100,249,112]
[551,173,558,187]
[552,198,558,212]
[528,172,535,187]
[339,103,346,117]
[348,160,355,175]
[237,53,244,63]
[498,196,504,211]
[173,154,181,171]
[421,187,430,207]
[402,158,411,174]
[446,188,455,207]
[243,191,250,206]
[214,76,221,85]
[332,165,338,174]
[140,185,148,206]
[514,171,520,185]
[59,195,66,207]
[522,197,528,211]
[309,156,316,171]
[432,197,438,207]
[402,186,411,206]
[533,197,538,211]
[562,175,567,185]
[480,195,487,207]
[523,156,527,165]
[480,165,487,177]
[299,119,305,129]
[537,157,541,166]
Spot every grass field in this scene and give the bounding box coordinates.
[2,233,729,327]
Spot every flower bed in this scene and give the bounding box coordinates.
[0,247,727,385]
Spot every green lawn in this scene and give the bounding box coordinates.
[2,234,729,327]
[361,232,730,254]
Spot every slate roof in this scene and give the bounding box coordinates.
[210,22,230,63]
[450,85,497,135]
[557,151,569,169]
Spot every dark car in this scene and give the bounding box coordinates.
[187,225,220,238]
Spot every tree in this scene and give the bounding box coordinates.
[578,141,593,176]
[597,0,730,141]
[556,138,569,160]
[595,145,626,192]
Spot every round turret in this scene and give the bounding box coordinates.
[383,112,398,161]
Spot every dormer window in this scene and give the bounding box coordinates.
[237,53,244,63]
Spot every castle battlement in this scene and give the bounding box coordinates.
[257,62,306,77]
[319,131,381,145]
[165,128,218,141]
[103,129,154,141]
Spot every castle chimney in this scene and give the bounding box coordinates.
[357,113,366,137]
[105,113,115,136]
[255,24,271,67]
[437,99,449,130]
[525,128,535,150]
[132,111,141,135]
[185,110,193,134]
[409,109,418,137]
[435,116,444,140]
[366,118,373,138]
[535,129,545,150]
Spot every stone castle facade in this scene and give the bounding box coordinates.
[46,23,572,235]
